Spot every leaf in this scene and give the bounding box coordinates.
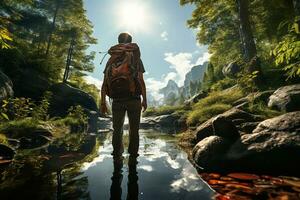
[227,173,259,180]
[1,112,9,120]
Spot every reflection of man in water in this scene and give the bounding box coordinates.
[100,33,147,164]
[110,160,139,200]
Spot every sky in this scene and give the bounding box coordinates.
[83,0,209,100]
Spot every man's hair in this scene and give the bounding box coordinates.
[118,33,132,44]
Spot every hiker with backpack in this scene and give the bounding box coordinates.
[100,33,147,165]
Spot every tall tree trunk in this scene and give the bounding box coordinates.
[235,0,257,62]
[45,2,59,56]
[293,0,300,16]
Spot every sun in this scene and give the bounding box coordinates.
[117,1,151,32]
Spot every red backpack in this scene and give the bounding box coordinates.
[104,43,141,99]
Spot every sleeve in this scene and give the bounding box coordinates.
[137,59,145,73]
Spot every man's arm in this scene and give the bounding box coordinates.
[138,72,147,112]
[100,76,108,114]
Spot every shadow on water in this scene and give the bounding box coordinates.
[54,130,214,200]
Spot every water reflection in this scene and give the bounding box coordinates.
[110,157,139,200]
[54,130,214,200]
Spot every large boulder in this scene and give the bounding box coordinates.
[14,68,50,100]
[226,111,300,175]
[139,113,186,133]
[222,62,241,78]
[193,136,232,170]
[195,108,262,143]
[49,83,99,117]
[0,70,13,102]
[212,116,240,140]
[268,84,300,112]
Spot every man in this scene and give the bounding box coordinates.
[100,33,147,164]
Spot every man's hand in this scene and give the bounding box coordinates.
[141,99,147,112]
[100,103,108,115]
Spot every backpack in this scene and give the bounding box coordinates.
[104,43,142,99]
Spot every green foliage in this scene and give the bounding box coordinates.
[0,0,97,87]
[210,77,236,91]
[0,98,34,121]
[66,105,88,126]
[0,133,8,145]
[0,118,39,138]
[143,105,187,117]
[32,91,52,120]
[187,88,244,125]
[51,133,85,152]
[0,18,12,49]
[272,24,300,79]
[237,71,259,93]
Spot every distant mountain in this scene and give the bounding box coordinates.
[182,62,208,98]
[159,80,180,105]
[157,62,208,105]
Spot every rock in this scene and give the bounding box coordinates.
[222,62,241,78]
[212,116,240,139]
[237,122,260,134]
[184,91,207,105]
[0,70,13,102]
[195,119,214,142]
[19,135,51,149]
[226,112,300,175]
[139,113,186,133]
[0,144,15,160]
[253,111,300,133]
[14,68,50,100]
[7,138,20,149]
[98,117,112,131]
[195,108,262,143]
[268,84,300,112]
[49,83,99,117]
[193,136,232,170]
[86,110,99,133]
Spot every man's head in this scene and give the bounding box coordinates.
[118,32,132,44]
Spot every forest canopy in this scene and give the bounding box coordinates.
[0,0,97,94]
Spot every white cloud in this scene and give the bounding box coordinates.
[145,51,211,101]
[195,52,211,65]
[160,31,168,41]
[164,52,193,86]
[83,76,102,90]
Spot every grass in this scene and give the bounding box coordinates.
[0,118,41,138]
[186,87,244,125]
[245,101,283,119]
[0,133,8,145]
[143,105,187,117]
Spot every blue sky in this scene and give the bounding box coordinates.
[83,0,209,99]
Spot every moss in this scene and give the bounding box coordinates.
[143,105,187,117]
[0,118,41,138]
[187,103,231,125]
[186,87,244,125]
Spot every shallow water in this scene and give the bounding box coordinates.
[59,129,215,200]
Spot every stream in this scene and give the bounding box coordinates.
[57,129,215,200]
